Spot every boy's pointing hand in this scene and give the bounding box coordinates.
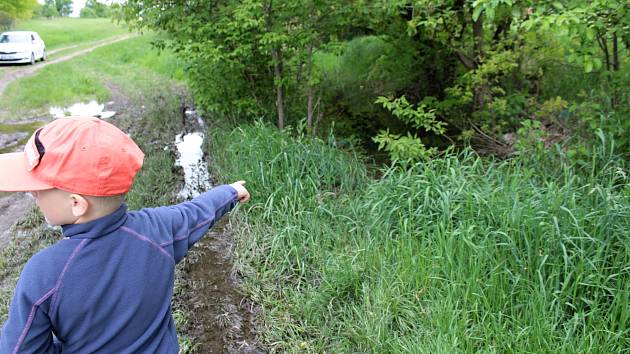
[230,181,251,203]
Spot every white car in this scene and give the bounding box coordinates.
[0,31,46,65]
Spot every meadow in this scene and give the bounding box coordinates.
[13,18,128,51]
[212,122,629,353]
[0,34,184,121]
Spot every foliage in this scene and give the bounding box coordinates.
[0,0,38,23]
[214,122,629,352]
[38,0,58,19]
[80,0,112,18]
[54,0,71,17]
[116,0,628,158]
[373,95,447,162]
[0,11,14,30]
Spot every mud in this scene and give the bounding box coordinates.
[0,121,46,250]
[175,108,264,354]
[179,221,263,353]
[0,193,33,250]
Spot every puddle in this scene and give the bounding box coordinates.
[0,121,46,153]
[49,100,116,119]
[175,132,212,199]
[174,107,263,353]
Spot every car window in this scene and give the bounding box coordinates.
[0,34,30,43]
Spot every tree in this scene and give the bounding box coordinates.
[121,0,355,130]
[54,0,72,17]
[0,0,39,22]
[0,11,14,30]
[526,0,630,73]
[41,0,59,19]
[81,0,111,18]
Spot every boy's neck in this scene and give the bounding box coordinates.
[74,204,123,224]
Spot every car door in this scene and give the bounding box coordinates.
[30,34,41,59]
[37,33,45,59]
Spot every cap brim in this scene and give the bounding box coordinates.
[0,152,53,192]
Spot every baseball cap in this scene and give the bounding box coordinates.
[0,116,144,196]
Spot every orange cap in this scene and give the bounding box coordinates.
[0,116,144,196]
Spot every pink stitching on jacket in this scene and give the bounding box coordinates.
[121,226,174,262]
[12,288,55,354]
[49,239,89,316]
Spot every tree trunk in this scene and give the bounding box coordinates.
[596,31,610,71]
[306,42,315,133]
[313,95,323,135]
[266,0,285,129]
[272,48,285,129]
[472,11,486,109]
[613,32,619,71]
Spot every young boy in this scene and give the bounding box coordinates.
[0,116,250,353]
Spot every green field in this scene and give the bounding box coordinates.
[13,18,128,51]
[0,34,184,121]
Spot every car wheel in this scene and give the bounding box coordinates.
[41,50,47,61]
[30,53,35,65]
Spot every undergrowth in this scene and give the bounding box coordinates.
[212,121,629,353]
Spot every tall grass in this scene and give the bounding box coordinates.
[212,122,629,352]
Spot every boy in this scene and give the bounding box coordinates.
[0,116,250,353]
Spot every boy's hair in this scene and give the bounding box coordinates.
[0,117,144,195]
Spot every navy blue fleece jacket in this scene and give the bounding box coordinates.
[0,184,238,354]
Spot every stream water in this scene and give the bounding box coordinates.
[49,100,116,119]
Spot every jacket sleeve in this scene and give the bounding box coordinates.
[145,184,238,263]
[0,259,59,354]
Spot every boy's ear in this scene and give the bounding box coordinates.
[69,194,89,217]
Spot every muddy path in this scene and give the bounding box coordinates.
[0,34,134,97]
[173,106,264,353]
[178,220,263,353]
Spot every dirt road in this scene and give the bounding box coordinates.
[0,34,134,97]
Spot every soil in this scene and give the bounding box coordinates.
[179,221,264,353]
[175,105,264,354]
[0,193,33,250]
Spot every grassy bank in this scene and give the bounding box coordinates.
[0,34,185,121]
[13,18,127,51]
[212,122,629,352]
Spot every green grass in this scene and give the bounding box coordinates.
[13,18,128,51]
[0,34,185,121]
[212,122,629,353]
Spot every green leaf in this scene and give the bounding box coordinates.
[472,6,483,22]
[584,60,593,73]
